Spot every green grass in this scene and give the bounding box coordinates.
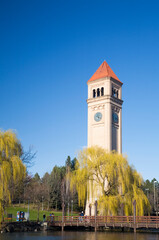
[5,204,62,221]
[5,204,78,222]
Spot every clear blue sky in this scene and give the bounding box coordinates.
[0,0,159,180]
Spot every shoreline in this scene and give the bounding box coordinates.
[1,221,159,234]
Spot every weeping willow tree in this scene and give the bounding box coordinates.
[70,146,150,216]
[0,130,26,221]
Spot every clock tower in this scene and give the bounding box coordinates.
[85,60,123,215]
[87,60,123,153]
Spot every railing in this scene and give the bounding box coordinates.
[47,215,159,228]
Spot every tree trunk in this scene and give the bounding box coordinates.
[37,205,40,221]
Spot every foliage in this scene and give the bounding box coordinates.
[22,156,80,214]
[0,130,26,221]
[142,178,159,214]
[33,173,41,182]
[24,172,51,220]
[50,165,66,209]
[49,157,79,211]
[65,156,77,171]
[41,172,51,210]
[70,146,150,216]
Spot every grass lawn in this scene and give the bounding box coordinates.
[5,204,62,222]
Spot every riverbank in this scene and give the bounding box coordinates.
[1,221,159,234]
[1,221,43,233]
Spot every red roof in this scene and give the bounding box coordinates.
[88,60,122,84]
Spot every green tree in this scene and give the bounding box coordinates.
[70,146,150,216]
[142,178,158,214]
[42,172,51,210]
[71,158,77,171]
[50,166,66,209]
[65,156,78,172]
[33,173,41,183]
[0,130,26,221]
[65,156,71,170]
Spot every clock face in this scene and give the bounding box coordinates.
[112,112,118,123]
[94,112,102,122]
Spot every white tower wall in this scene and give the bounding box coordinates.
[85,73,123,216]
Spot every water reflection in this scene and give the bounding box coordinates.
[0,231,159,240]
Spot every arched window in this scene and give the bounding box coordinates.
[93,89,96,98]
[97,88,100,97]
[112,87,118,98]
[101,87,104,96]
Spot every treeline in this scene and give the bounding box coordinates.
[142,178,159,215]
[12,156,82,213]
[11,156,159,215]
[1,130,158,216]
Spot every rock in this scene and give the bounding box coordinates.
[6,225,14,233]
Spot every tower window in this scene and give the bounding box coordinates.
[93,89,96,98]
[112,88,118,98]
[97,88,100,97]
[112,88,114,96]
[101,87,104,96]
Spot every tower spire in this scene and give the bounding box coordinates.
[88,60,122,83]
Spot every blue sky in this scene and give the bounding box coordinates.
[0,0,159,180]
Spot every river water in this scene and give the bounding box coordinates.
[0,231,159,240]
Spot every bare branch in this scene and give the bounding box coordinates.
[21,145,37,168]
